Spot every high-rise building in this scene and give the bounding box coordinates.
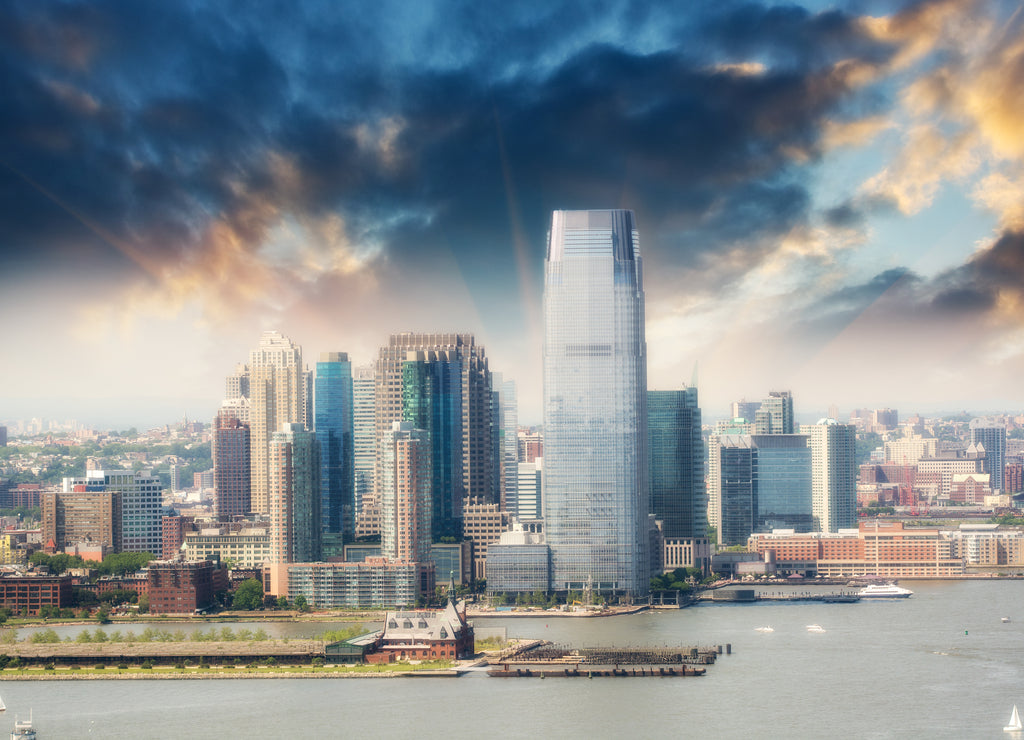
[518,430,543,463]
[248,331,307,515]
[493,373,519,511]
[379,422,432,564]
[225,363,249,400]
[731,400,761,422]
[268,423,321,570]
[352,364,376,530]
[754,391,794,435]
[42,489,121,552]
[542,209,649,597]
[61,470,162,553]
[315,352,354,538]
[213,400,251,519]
[715,436,756,547]
[801,419,856,533]
[648,386,706,540]
[372,333,496,538]
[751,434,812,532]
[970,421,1007,492]
[514,458,543,520]
[402,351,463,541]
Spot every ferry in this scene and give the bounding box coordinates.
[857,583,913,599]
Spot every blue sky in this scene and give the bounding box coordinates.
[1,0,1022,428]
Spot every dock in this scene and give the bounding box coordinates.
[486,643,722,678]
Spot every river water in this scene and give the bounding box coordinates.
[2,580,1022,739]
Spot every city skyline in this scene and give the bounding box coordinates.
[2,1,1023,428]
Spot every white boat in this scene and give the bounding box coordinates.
[755,626,774,633]
[1002,617,1011,623]
[857,583,913,599]
[0,695,5,712]
[806,624,826,633]
[1004,704,1022,732]
[10,710,35,740]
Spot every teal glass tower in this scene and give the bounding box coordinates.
[402,351,463,541]
[314,352,354,538]
[543,209,649,597]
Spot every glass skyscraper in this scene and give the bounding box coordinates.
[402,350,463,541]
[314,352,354,538]
[751,434,812,532]
[970,421,1006,492]
[543,209,649,597]
[648,387,706,539]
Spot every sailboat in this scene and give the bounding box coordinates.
[1004,705,1022,732]
[0,694,5,712]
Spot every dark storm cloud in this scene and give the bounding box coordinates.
[789,229,1024,344]
[930,230,1024,315]
[793,267,919,338]
[0,0,899,294]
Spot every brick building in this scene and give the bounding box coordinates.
[147,559,227,614]
[0,574,73,615]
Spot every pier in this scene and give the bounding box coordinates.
[486,642,723,678]
[700,588,860,604]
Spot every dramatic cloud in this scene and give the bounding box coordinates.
[0,0,1021,425]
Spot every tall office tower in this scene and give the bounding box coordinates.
[379,421,432,563]
[62,470,162,553]
[543,209,649,597]
[755,391,794,434]
[493,373,519,511]
[352,365,376,526]
[750,434,812,532]
[374,333,496,533]
[213,401,251,519]
[648,386,706,539]
[169,464,181,493]
[731,400,761,422]
[970,421,1007,492]
[248,331,307,515]
[714,436,756,546]
[304,368,314,432]
[801,419,856,533]
[269,423,321,565]
[402,351,463,540]
[315,352,354,538]
[225,363,249,400]
[515,458,543,520]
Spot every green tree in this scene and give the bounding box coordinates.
[137,594,150,614]
[232,579,264,611]
[294,595,309,612]
[275,596,288,609]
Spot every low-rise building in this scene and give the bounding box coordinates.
[748,521,965,578]
[0,574,73,615]
[268,557,423,608]
[183,528,270,568]
[147,559,227,614]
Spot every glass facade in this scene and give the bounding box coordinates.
[543,209,649,596]
[402,354,463,540]
[718,436,756,547]
[648,387,706,539]
[315,354,354,537]
[751,434,812,532]
[970,424,1006,492]
[269,424,321,563]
